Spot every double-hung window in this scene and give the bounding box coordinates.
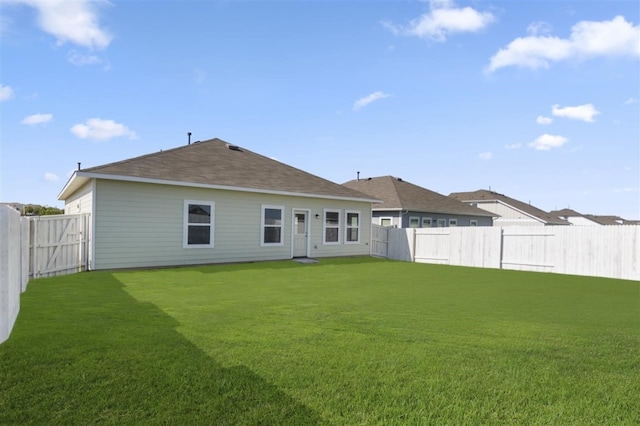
[184,200,214,248]
[324,209,340,244]
[422,217,432,228]
[345,210,360,244]
[261,205,284,246]
[449,219,458,227]
[409,217,420,228]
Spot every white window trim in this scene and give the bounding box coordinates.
[409,216,420,228]
[380,217,393,227]
[323,208,341,245]
[470,220,478,226]
[449,219,458,227]
[183,200,215,249]
[422,217,432,228]
[344,210,361,244]
[261,204,285,247]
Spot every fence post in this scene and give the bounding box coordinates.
[499,227,504,269]
[0,206,21,344]
[410,228,416,262]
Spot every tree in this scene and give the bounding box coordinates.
[23,205,64,216]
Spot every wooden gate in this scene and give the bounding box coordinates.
[30,214,90,278]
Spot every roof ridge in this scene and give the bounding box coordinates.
[84,137,225,172]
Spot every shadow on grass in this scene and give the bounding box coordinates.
[188,255,387,275]
[0,272,322,425]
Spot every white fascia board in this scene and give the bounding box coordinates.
[66,172,381,203]
[58,172,90,200]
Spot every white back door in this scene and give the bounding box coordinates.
[292,210,309,257]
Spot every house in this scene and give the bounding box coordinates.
[58,138,378,270]
[0,203,24,215]
[582,215,629,225]
[342,176,495,228]
[550,209,602,226]
[449,189,570,226]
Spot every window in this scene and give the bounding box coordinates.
[470,220,478,226]
[345,210,360,243]
[422,217,432,228]
[261,205,284,246]
[449,219,458,227]
[436,219,446,227]
[380,217,392,227]
[184,200,214,248]
[409,217,420,228]
[324,209,340,244]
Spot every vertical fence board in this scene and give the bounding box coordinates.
[384,225,639,281]
[0,206,24,344]
[30,214,90,279]
[370,224,389,258]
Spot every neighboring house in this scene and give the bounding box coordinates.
[449,189,570,226]
[550,209,602,226]
[0,203,24,215]
[583,215,627,225]
[58,138,378,270]
[342,176,495,228]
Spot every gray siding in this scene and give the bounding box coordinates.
[372,210,493,228]
[64,180,93,215]
[93,180,371,270]
[473,201,543,226]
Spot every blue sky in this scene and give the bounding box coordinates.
[1,0,639,219]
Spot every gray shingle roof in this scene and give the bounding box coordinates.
[450,189,570,225]
[549,208,584,217]
[63,138,375,201]
[342,176,496,217]
[583,215,625,225]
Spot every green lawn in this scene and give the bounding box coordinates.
[1,257,638,425]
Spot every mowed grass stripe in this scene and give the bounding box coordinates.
[1,257,638,425]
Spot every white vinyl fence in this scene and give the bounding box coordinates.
[1,210,90,343]
[380,225,639,281]
[371,224,389,257]
[0,206,30,344]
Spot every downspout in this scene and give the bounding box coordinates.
[399,210,408,228]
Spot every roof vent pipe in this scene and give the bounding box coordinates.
[357,171,360,181]
[77,162,81,171]
[188,132,192,145]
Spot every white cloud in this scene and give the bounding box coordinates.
[353,91,390,111]
[527,21,552,36]
[487,15,640,72]
[624,97,638,105]
[44,172,59,182]
[9,0,112,49]
[0,84,14,101]
[21,113,53,125]
[504,142,522,149]
[613,187,639,193]
[528,134,568,150]
[383,0,495,42]
[536,116,553,125]
[67,50,109,69]
[552,103,600,122]
[479,152,493,160]
[70,118,137,140]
